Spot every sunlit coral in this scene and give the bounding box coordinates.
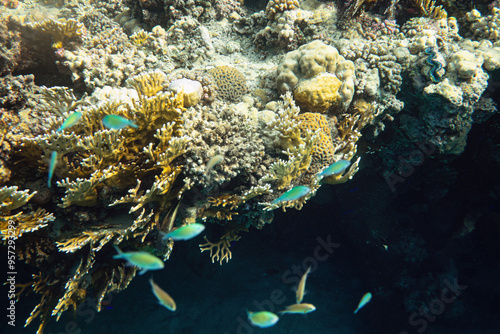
[26,19,85,49]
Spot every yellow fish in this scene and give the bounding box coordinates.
[296,266,311,303]
[112,246,164,275]
[279,303,316,314]
[247,311,279,328]
[149,278,176,311]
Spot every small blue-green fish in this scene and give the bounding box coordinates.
[112,245,164,275]
[102,115,138,130]
[354,292,372,314]
[279,303,316,314]
[47,151,58,188]
[160,223,205,241]
[57,112,82,132]
[316,160,351,179]
[271,185,311,205]
[247,311,279,328]
[205,154,224,177]
[149,278,176,311]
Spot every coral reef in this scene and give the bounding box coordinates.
[2,0,499,332]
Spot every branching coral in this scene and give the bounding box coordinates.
[14,70,192,331]
[26,18,85,49]
[199,224,248,265]
[0,186,54,241]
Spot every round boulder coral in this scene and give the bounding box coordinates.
[168,78,204,107]
[276,40,356,114]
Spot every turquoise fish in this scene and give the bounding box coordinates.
[272,185,311,205]
[316,160,351,179]
[47,151,58,188]
[102,115,138,130]
[247,311,279,328]
[354,292,372,314]
[57,112,82,132]
[279,303,316,314]
[112,245,164,275]
[160,223,205,241]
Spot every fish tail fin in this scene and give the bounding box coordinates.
[112,245,123,259]
[160,231,171,241]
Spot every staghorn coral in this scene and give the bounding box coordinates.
[199,224,248,265]
[25,18,85,49]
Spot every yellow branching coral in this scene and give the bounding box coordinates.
[52,252,94,321]
[92,264,137,312]
[13,70,193,332]
[0,186,55,241]
[26,18,85,49]
[126,70,167,100]
[0,208,54,241]
[267,92,303,151]
[262,130,318,189]
[56,208,155,253]
[37,86,89,117]
[0,186,36,212]
[414,0,448,19]
[199,225,248,265]
[130,29,151,46]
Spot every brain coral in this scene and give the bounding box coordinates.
[208,66,247,101]
[276,40,356,113]
[296,112,336,173]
